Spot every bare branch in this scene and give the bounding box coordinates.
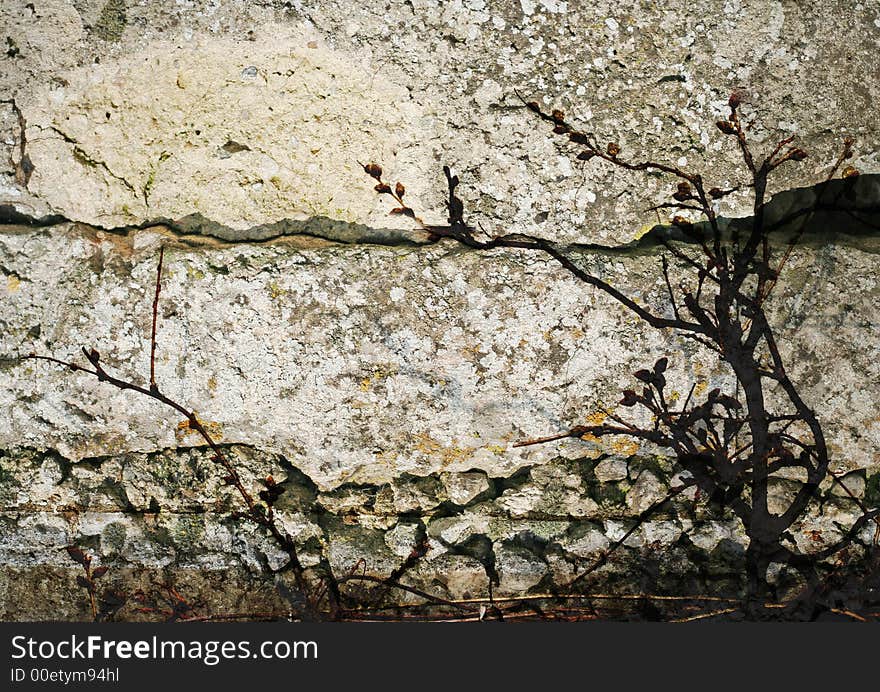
[149,246,164,392]
[567,479,698,588]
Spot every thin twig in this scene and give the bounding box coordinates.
[567,480,697,588]
[25,251,307,593]
[670,607,739,623]
[335,574,474,613]
[828,608,869,622]
[150,246,164,392]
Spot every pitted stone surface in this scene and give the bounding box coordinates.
[2,1,879,244]
[1,0,879,619]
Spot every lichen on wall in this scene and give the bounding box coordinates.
[1,0,879,620]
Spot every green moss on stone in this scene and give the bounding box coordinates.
[170,515,206,547]
[582,479,627,507]
[100,521,127,554]
[626,454,674,482]
[92,0,127,43]
[865,472,880,507]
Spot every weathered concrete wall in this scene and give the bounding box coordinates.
[1,0,879,619]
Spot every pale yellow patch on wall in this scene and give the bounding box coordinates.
[21,23,424,231]
[414,433,477,469]
[578,410,607,443]
[175,412,224,443]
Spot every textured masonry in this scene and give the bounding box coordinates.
[1,0,879,619]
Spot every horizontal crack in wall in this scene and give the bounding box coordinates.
[2,175,879,251]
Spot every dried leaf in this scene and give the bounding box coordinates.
[91,566,110,580]
[374,183,391,194]
[66,546,91,567]
[634,369,652,383]
[395,182,406,198]
[673,182,691,201]
[620,390,638,407]
[363,163,383,180]
[389,207,415,218]
[259,485,285,505]
[716,120,736,135]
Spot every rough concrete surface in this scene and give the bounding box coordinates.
[0,0,879,619]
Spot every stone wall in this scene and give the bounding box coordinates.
[1,0,879,620]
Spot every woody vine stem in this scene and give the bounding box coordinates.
[361,90,879,618]
[18,90,880,621]
[25,248,313,608]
